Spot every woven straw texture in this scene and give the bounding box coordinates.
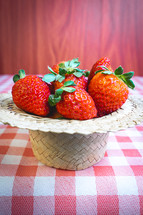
[0,93,143,134]
[29,130,109,170]
[0,93,143,170]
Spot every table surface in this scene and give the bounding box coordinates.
[0,75,143,215]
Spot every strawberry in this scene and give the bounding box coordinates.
[48,81,97,120]
[88,57,113,81]
[88,66,135,117]
[56,87,97,120]
[12,70,51,116]
[54,74,88,91]
[51,61,65,74]
[45,58,89,91]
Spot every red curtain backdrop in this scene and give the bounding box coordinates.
[0,0,143,75]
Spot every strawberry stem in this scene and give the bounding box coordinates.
[13,70,26,83]
[94,65,135,90]
[116,72,135,89]
[48,81,76,106]
[113,66,135,89]
[47,58,89,83]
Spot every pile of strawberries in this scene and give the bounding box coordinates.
[12,57,135,120]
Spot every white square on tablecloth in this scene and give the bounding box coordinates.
[0,176,14,196]
[10,139,27,147]
[107,142,120,150]
[17,129,29,134]
[126,128,142,137]
[1,155,22,165]
[133,142,143,150]
[75,176,96,196]
[34,177,55,196]
[116,176,138,195]
[0,128,5,134]
[109,157,128,166]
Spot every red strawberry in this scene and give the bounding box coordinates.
[54,74,88,91]
[88,66,135,117]
[51,61,65,74]
[88,57,113,81]
[12,70,51,116]
[55,86,97,120]
[48,58,89,91]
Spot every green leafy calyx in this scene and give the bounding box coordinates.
[48,81,76,106]
[47,58,89,85]
[115,67,135,89]
[59,59,89,78]
[42,74,56,83]
[13,70,26,83]
[95,65,135,89]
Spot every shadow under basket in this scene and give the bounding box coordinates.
[29,130,109,170]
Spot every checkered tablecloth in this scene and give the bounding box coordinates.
[0,75,143,215]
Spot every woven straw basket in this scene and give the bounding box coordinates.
[0,93,143,170]
[29,130,109,170]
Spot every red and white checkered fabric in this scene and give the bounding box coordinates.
[0,75,143,214]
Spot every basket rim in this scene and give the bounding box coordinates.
[0,93,143,134]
